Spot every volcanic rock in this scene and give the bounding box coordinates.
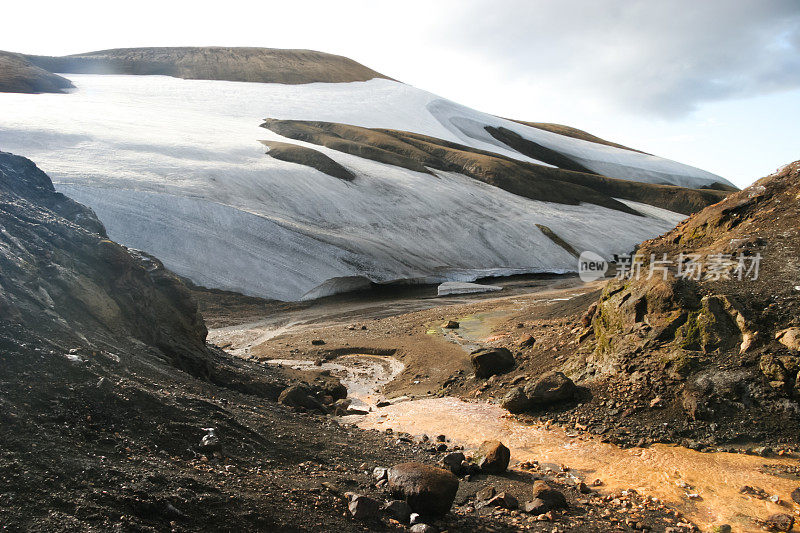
[387,462,459,516]
[470,348,515,378]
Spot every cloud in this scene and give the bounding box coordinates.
[440,0,800,117]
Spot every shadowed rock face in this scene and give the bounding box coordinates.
[24,47,389,85]
[0,51,74,93]
[0,151,209,371]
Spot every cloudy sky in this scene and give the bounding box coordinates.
[4,0,798,187]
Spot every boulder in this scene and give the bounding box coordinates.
[470,348,515,378]
[409,524,437,533]
[278,384,326,413]
[440,452,465,474]
[764,513,794,532]
[387,462,459,516]
[530,480,567,510]
[791,486,800,504]
[523,371,576,406]
[501,386,531,413]
[442,320,459,329]
[347,494,380,520]
[475,440,510,473]
[776,328,800,351]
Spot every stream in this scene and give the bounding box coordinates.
[212,281,799,532]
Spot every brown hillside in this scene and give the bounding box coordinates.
[0,51,74,93]
[25,47,389,85]
[262,118,731,215]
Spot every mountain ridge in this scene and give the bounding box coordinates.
[23,46,391,85]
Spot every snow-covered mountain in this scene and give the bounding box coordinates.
[0,48,735,301]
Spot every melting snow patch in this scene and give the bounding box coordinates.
[437,281,503,296]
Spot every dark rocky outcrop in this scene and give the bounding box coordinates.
[0,50,74,93]
[507,119,647,154]
[0,151,207,367]
[764,513,794,532]
[261,141,355,181]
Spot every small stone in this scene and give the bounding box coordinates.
[753,446,774,457]
[791,487,800,503]
[523,371,576,406]
[409,524,437,533]
[522,499,548,514]
[649,396,663,408]
[440,452,465,474]
[311,339,325,345]
[382,499,412,524]
[198,428,219,451]
[278,384,326,413]
[764,513,794,532]
[475,440,510,473]
[531,480,567,510]
[348,494,380,520]
[711,526,731,533]
[486,492,518,510]
[776,328,800,351]
[373,467,388,481]
[519,335,535,348]
[442,320,459,329]
[475,486,496,501]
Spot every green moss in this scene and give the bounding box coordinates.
[678,311,702,350]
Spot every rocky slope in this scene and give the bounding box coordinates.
[580,160,800,440]
[475,161,800,449]
[24,47,389,84]
[0,51,74,93]
[0,152,440,530]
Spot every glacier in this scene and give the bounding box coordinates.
[0,74,721,300]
